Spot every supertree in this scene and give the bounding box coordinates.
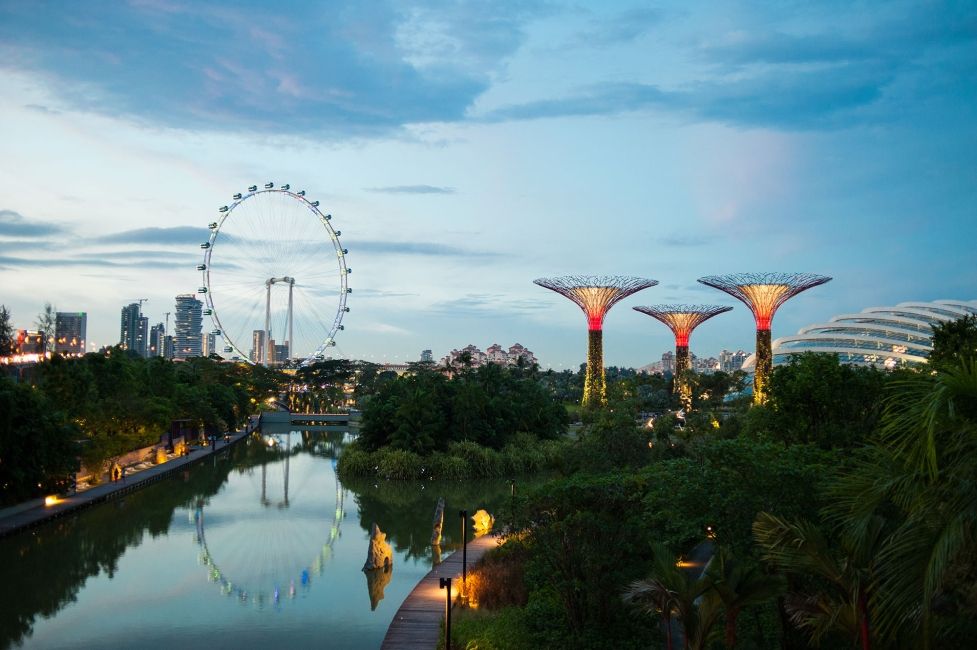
[534,275,657,407]
[633,304,732,408]
[697,272,831,404]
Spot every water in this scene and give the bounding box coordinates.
[0,429,525,649]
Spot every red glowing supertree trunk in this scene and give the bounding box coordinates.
[534,275,657,407]
[633,305,732,406]
[697,273,831,404]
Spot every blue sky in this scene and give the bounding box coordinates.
[0,0,974,369]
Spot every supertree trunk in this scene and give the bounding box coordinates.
[583,328,606,407]
[754,328,772,405]
[675,344,692,409]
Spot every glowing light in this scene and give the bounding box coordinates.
[44,495,59,506]
[535,275,657,407]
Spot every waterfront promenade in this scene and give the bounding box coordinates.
[0,418,257,539]
[381,532,500,650]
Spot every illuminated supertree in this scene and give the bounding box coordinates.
[697,273,831,404]
[534,275,657,407]
[633,304,732,407]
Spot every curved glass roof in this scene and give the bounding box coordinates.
[742,299,977,370]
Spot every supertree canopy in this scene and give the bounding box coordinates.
[534,275,657,407]
[697,272,831,404]
[633,304,732,406]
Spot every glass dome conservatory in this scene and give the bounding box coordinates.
[742,299,977,370]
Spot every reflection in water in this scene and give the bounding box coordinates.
[0,429,547,649]
[364,565,394,611]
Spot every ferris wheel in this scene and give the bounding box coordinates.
[199,183,350,365]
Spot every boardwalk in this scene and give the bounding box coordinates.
[381,533,501,650]
[0,420,256,539]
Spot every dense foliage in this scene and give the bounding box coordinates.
[451,319,977,650]
[0,349,282,504]
[356,363,568,455]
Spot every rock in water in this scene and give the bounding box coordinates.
[363,523,394,571]
[472,509,495,536]
[431,497,445,546]
[364,564,393,610]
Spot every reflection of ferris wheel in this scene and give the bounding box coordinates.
[199,183,351,365]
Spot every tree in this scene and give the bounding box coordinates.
[704,549,785,648]
[928,315,977,369]
[34,302,57,354]
[753,511,884,650]
[0,304,14,356]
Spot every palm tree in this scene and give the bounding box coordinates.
[753,511,885,650]
[704,549,785,648]
[827,357,977,646]
[622,542,719,650]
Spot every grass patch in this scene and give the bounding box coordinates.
[438,606,537,650]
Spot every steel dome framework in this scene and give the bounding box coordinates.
[534,275,657,408]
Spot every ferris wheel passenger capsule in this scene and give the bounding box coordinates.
[197,264,207,271]
[311,200,319,207]
[198,286,208,293]
[346,288,352,293]
[340,249,348,255]
[208,222,218,230]
[297,190,305,196]
[204,309,213,316]
[211,329,221,336]
[281,184,290,190]
[200,242,211,249]
[264,182,274,189]
[233,193,242,200]
[346,268,352,274]
[324,214,331,220]
[219,205,228,212]
[223,346,233,353]
[248,185,257,192]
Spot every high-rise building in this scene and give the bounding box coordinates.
[420,349,433,363]
[150,323,166,357]
[119,304,149,357]
[661,351,675,374]
[174,294,203,359]
[251,329,266,364]
[55,312,87,355]
[719,349,749,373]
[163,335,175,359]
[202,332,217,357]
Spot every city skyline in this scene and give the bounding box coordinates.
[1,1,974,369]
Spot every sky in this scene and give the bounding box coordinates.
[1,0,975,370]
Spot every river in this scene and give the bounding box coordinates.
[0,427,525,649]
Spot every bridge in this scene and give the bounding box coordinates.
[259,410,358,429]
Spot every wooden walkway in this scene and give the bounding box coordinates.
[381,533,501,650]
[0,419,257,539]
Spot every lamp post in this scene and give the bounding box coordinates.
[439,576,452,649]
[459,509,468,587]
[509,479,516,531]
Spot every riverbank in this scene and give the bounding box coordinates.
[0,417,257,539]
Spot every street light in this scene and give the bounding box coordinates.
[439,576,452,648]
[459,509,468,587]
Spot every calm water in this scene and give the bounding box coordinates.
[0,428,523,649]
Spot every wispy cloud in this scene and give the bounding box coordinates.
[356,240,501,258]
[657,235,715,247]
[359,322,411,335]
[0,1,543,136]
[431,293,548,317]
[567,6,661,49]
[366,185,455,195]
[94,226,210,245]
[0,209,67,238]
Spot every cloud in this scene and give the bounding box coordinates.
[431,293,548,317]
[0,209,67,238]
[0,1,543,136]
[353,288,420,299]
[366,185,455,194]
[359,322,410,335]
[356,240,501,258]
[94,226,211,245]
[568,6,661,49]
[0,252,194,270]
[657,235,715,247]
